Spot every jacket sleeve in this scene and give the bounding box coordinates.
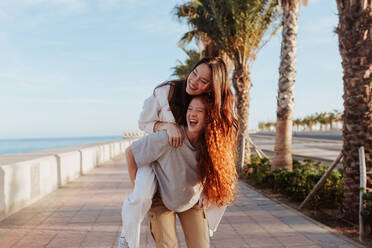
[138,85,175,133]
[138,92,160,133]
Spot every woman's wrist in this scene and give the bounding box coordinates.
[154,122,175,132]
[154,121,167,132]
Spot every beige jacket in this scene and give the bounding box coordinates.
[138,84,176,133]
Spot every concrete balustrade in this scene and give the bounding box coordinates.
[56,151,81,186]
[0,155,59,219]
[123,131,145,138]
[0,138,136,221]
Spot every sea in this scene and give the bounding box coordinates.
[0,136,123,156]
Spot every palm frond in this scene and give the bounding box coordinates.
[171,49,201,79]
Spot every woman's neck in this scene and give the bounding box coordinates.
[184,127,201,147]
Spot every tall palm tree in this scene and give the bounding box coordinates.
[176,0,280,173]
[272,0,307,171]
[335,0,372,219]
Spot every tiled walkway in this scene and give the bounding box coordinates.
[0,155,365,248]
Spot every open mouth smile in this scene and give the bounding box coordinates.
[189,119,198,127]
[188,84,197,91]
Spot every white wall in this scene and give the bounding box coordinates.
[0,139,133,221]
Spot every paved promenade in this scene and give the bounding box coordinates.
[251,135,342,164]
[0,154,364,248]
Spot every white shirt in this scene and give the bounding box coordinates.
[138,85,176,133]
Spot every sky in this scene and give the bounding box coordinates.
[0,0,342,139]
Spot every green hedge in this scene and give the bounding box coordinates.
[245,156,344,209]
[361,191,372,223]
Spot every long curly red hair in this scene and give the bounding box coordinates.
[196,86,239,207]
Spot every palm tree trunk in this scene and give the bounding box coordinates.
[232,63,252,174]
[336,0,372,220]
[272,1,299,171]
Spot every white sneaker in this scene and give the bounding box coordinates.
[118,234,129,248]
[209,229,214,237]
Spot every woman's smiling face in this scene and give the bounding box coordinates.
[186,97,207,133]
[186,63,211,96]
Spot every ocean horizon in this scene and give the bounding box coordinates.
[0,136,123,156]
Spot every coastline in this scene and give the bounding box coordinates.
[0,137,126,166]
[0,136,123,156]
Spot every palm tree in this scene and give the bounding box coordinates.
[264,122,270,132]
[313,113,320,131]
[258,122,265,132]
[308,114,317,131]
[175,0,280,173]
[172,48,201,79]
[265,122,275,132]
[316,112,327,131]
[272,0,307,171]
[333,109,343,130]
[326,111,336,131]
[175,7,233,74]
[303,115,314,132]
[335,0,372,219]
[298,118,305,131]
[293,118,301,132]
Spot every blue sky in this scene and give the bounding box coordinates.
[0,0,341,139]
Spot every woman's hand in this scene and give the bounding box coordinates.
[165,123,183,148]
[198,193,211,210]
[154,121,183,148]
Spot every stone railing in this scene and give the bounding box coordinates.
[123,131,146,138]
[0,138,139,221]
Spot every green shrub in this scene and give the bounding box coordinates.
[246,156,344,209]
[361,191,372,223]
[246,156,271,185]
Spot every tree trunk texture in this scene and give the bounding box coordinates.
[272,1,299,171]
[232,63,252,174]
[336,0,372,220]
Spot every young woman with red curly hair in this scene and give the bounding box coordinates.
[118,57,238,248]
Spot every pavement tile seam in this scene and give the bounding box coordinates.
[239,182,365,248]
[227,207,286,246]
[231,198,314,247]
[11,230,58,248]
[0,155,366,248]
